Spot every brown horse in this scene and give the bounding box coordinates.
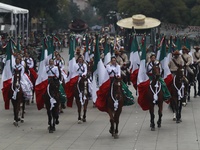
[169,66,188,123]
[107,76,124,138]
[147,63,163,131]
[74,76,89,124]
[10,69,25,127]
[44,77,60,133]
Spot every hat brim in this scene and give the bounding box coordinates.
[68,24,88,31]
[117,17,161,29]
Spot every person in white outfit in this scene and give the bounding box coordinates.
[12,58,33,101]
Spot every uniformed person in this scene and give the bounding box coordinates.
[181,46,194,75]
[169,50,184,75]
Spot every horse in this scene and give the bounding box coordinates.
[169,66,188,123]
[10,69,25,127]
[147,63,164,131]
[106,76,124,138]
[43,77,60,133]
[74,75,90,124]
[187,64,199,101]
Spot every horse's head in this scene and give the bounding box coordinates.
[49,77,60,91]
[113,76,122,90]
[152,61,160,80]
[176,65,184,78]
[13,70,21,89]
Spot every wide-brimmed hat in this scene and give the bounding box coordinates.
[182,46,189,51]
[117,14,161,29]
[68,19,88,31]
[194,46,200,50]
[172,50,181,55]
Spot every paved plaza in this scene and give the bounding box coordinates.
[0,48,200,150]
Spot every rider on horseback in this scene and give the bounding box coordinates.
[192,46,200,96]
[46,59,67,111]
[12,57,33,101]
[147,53,171,101]
[106,55,134,106]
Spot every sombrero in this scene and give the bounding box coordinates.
[172,50,181,55]
[182,46,189,51]
[117,14,161,29]
[194,46,200,50]
[68,19,88,31]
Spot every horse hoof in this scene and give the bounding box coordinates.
[59,110,63,114]
[157,124,161,128]
[21,119,24,123]
[114,134,119,139]
[173,118,176,121]
[182,103,187,107]
[82,118,86,122]
[109,130,114,136]
[31,100,34,104]
[55,120,59,125]
[49,130,53,133]
[13,122,18,127]
[176,120,181,123]
[151,128,155,131]
[52,127,56,131]
[78,120,82,124]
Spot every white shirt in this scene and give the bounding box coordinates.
[46,65,59,78]
[13,64,25,76]
[75,63,87,76]
[106,64,121,77]
[24,57,34,68]
[54,59,64,70]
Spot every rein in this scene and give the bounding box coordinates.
[11,79,20,100]
[111,80,119,111]
[77,77,87,106]
[47,84,57,110]
[173,75,185,101]
[150,81,161,104]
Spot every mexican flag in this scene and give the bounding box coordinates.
[159,37,173,90]
[0,40,12,109]
[35,40,48,110]
[91,35,110,112]
[65,37,79,107]
[104,40,111,65]
[84,35,90,63]
[137,36,150,111]
[167,36,173,64]
[129,35,140,90]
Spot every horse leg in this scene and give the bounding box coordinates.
[157,102,163,128]
[82,100,88,122]
[20,97,25,123]
[176,100,182,123]
[12,100,19,126]
[194,82,197,98]
[114,108,122,139]
[31,89,35,103]
[188,84,191,102]
[149,106,155,131]
[107,109,114,136]
[75,99,82,124]
[47,109,53,133]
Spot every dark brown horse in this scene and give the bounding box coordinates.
[147,63,163,131]
[74,76,89,124]
[10,69,25,127]
[107,76,124,138]
[44,77,60,133]
[169,66,188,123]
